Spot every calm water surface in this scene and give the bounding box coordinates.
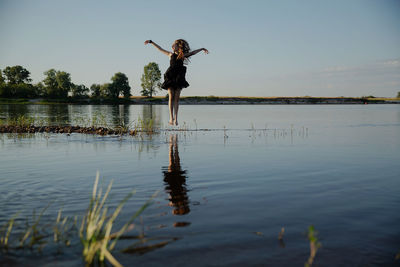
[0,104,399,266]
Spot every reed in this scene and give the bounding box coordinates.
[53,209,76,246]
[0,115,35,127]
[133,117,155,134]
[0,214,18,250]
[19,203,51,250]
[91,111,108,128]
[79,172,154,266]
[305,225,321,267]
[0,172,154,266]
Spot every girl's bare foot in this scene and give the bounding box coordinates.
[174,120,178,126]
[169,120,174,126]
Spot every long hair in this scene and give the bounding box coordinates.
[174,39,191,64]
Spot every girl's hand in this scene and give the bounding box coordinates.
[144,40,152,45]
[203,48,209,54]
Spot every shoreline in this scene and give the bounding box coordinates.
[1,96,399,105]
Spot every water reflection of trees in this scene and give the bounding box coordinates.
[6,104,71,126]
[106,104,162,128]
[1,104,29,120]
[110,105,131,126]
[47,105,70,125]
[1,104,165,128]
[142,105,162,129]
[162,134,190,215]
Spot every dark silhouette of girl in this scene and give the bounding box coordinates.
[162,134,190,215]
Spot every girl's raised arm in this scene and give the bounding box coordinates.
[185,48,209,58]
[144,40,172,56]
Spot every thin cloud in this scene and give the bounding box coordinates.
[267,58,400,97]
[321,58,400,75]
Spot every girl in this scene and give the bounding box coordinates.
[144,39,208,126]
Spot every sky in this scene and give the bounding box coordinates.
[0,0,399,97]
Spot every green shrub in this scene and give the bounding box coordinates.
[0,83,38,98]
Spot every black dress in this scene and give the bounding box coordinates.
[161,53,189,90]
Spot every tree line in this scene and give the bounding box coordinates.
[0,63,162,99]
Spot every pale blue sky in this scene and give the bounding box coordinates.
[1,0,399,97]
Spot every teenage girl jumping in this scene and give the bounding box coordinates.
[144,39,208,126]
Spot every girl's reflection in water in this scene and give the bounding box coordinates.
[162,134,190,215]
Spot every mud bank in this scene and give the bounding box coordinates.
[0,125,140,135]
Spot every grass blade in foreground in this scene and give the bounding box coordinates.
[79,172,153,267]
[305,225,321,267]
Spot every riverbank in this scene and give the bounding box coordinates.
[1,96,400,105]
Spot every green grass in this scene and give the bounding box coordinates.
[0,115,36,127]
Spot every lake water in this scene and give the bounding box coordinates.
[1,104,400,266]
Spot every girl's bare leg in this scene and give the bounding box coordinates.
[168,89,174,125]
[173,89,181,126]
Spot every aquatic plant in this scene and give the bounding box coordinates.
[223,125,228,140]
[305,225,321,267]
[0,115,35,127]
[0,172,154,266]
[278,227,285,240]
[278,227,285,248]
[133,117,154,134]
[0,214,18,250]
[19,204,51,250]
[53,209,75,246]
[91,111,108,128]
[193,118,197,131]
[79,172,153,266]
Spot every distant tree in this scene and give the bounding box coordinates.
[90,84,101,98]
[3,65,32,85]
[397,92,400,98]
[43,69,73,98]
[111,72,131,98]
[108,83,119,98]
[0,70,4,96]
[43,69,58,97]
[0,67,38,98]
[140,62,161,97]
[11,84,37,98]
[100,83,111,97]
[56,71,73,98]
[72,84,89,98]
[34,82,46,97]
[0,83,37,98]
[0,69,5,84]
